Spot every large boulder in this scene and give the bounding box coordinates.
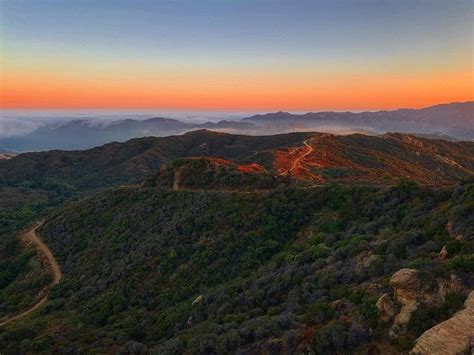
[411,291,474,354]
[382,269,464,336]
[390,269,423,328]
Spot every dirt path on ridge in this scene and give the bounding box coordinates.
[279,139,314,176]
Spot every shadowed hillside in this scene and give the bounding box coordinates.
[0,130,309,189]
[0,130,472,191]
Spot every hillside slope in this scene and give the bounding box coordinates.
[144,157,287,191]
[0,130,309,189]
[273,133,474,184]
[0,130,472,191]
[0,181,472,353]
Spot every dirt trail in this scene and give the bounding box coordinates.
[0,222,62,326]
[279,139,314,176]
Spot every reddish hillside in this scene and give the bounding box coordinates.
[273,133,474,185]
[188,157,265,174]
[1,130,471,189]
[143,157,285,191]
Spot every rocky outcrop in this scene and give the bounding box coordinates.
[381,269,463,336]
[376,293,397,322]
[390,269,424,329]
[411,291,474,355]
[438,245,448,260]
[192,295,203,306]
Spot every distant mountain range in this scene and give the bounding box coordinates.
[243,101,473,139]
[0,117,256,152]
[0,101,472,152]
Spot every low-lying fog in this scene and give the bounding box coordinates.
[1,102,472,152]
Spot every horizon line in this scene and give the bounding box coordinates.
[1,100,472,114]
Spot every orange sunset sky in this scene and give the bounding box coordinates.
[1,1,473,111]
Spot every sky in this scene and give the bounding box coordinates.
[0,0,473,110]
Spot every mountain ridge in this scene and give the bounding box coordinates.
[243,102,474,140]
[1,101,472,152]
[0,130,472,191]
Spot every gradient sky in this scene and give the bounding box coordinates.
[0,0,473,110]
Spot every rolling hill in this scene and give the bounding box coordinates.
[0,130,472,191]
[0,130,308,189]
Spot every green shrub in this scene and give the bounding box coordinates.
[303,302,335,324]
[394,335,415,351]
[448,254,474,273]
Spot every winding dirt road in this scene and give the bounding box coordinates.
[0,222,62,326]
[279,139,314,176]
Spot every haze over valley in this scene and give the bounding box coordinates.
[1,101,472,152]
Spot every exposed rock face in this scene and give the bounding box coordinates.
[386,269,463,336]
[390,269,423,328]
[376,293,397,322]
[438,245,448,260]
[411,291,474,355]
[390,269,421,301]
[192,295,203,306]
